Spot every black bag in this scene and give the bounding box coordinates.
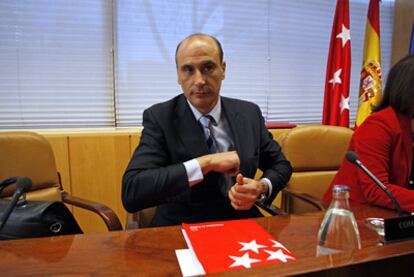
[0,177,82,240]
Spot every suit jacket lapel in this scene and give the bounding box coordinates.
[174,95,210,159]
[222,97,248,167]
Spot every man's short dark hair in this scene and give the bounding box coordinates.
[373,53,414,118]
[175,33,224,66]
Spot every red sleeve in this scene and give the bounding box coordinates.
[354,116,414,212]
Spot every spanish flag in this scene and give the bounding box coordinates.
[355,0,382,127]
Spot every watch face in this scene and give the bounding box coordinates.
[257,193,266,204]
[257,180,268,204]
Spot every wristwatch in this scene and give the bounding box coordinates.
[256,180,268,204]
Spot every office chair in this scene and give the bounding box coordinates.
[0,131,122,231]
[281,125,353,214]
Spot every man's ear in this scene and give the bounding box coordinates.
[222,61,226,80]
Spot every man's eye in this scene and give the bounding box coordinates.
[182,66,193,74]
[203,65,214,73]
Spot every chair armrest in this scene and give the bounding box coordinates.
[282,188,327,212]
[61,191,122,231]
[255,201,287,216]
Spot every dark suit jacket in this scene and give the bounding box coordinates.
[122,94,292,226]
[323,107,413,212]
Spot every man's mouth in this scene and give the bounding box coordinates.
[193,90,209,95]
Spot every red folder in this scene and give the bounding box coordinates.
[182,219,295,273]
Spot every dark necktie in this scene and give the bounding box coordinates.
[199,115,218,153]
[199,114,234,195]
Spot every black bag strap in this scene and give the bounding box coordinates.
[0,177,31,206]
[0,177,18,194]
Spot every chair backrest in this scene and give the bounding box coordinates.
[0,132,62,201]
[281,125,353,214]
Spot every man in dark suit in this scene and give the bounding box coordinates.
[122,33,292,227]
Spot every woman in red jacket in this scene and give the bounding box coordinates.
[323,54,414,212]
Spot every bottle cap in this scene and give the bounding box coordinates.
[333,185,350,192]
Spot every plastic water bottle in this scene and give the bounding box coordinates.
[316,185,361,256]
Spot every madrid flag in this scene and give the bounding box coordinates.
[322,0,351,127]
[182,219,295,274]
[355,0,382,127]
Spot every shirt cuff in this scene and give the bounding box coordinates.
[183,159,204,187]
[259,177,273,198]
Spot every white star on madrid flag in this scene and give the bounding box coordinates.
[264,249,295,263]
[238,240,267,253]
[229,253,261,269]
[336,24,351,47]
[340,94,350,113]
[269,239,290,253]
[329,68,342,85]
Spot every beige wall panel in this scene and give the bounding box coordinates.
[392,0,414,65]
[68,134,131,233]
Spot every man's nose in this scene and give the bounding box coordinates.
[194,70,206,85]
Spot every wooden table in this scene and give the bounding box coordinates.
[0,205,412,276]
